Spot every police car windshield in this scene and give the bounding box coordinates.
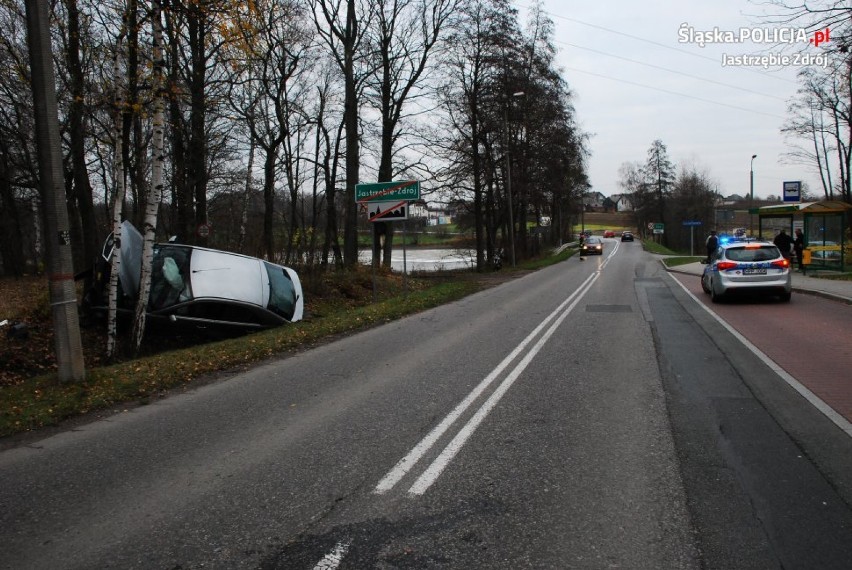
[725,245,779,262]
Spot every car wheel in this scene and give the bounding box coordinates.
[701,275,710,294]
[779,291,792,302]
[710,283,723,303]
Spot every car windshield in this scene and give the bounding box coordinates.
[725,245,779,262]
[265,262,298,321]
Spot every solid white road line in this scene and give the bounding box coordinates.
[374,271,600,495]
[669,273,852,438]
[313,540,351,570]
[408,273,598,495]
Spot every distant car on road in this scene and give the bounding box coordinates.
[621,231,634,242]
[581,236,604,255]
[603,230,615,238]
[700,240,791,303]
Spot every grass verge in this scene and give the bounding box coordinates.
[1,281,477,437]
[641,239,680,256]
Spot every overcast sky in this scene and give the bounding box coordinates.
[516,0,831,200]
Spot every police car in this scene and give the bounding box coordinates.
[700,239,792,303]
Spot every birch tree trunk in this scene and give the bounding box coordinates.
[106,27,127,359]
[238,137,255,253]
[131,0,165,352]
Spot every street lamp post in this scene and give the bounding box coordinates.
[505,91,524,267]
[749,154,757,237]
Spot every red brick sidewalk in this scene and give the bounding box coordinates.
[670,272,852,426]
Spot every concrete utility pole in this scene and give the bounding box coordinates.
[749,154,757,237]
[24,0,85,382]
[504,91,524,267]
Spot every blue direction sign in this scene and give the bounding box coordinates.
[682,220,702,226]
[356,180,420,202]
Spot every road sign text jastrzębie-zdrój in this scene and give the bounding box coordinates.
[356,180,420,202]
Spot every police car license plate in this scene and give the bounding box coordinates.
[743,268,766,275]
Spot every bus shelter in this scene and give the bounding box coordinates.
[755,200,852,270]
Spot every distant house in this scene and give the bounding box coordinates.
[409,200,428,219]
[610,193,636,212]
[584,191,606,211]
[425,205,452,226]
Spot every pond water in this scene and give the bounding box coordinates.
[358,247,476,273]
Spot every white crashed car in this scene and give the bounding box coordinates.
[88,221,303,330]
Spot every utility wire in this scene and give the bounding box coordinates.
[517,2,800,86]
[561,66,786,119]
[557,41,789,102]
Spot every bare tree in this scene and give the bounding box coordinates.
[619,160,652,235]
[314,0,371,267]
[363,0,457,268]
[311,70,346,268]
[0,0,38,276]
[440,0,494,270]
[58,0,99,271]
[225,0,314,262]
[131,0,165,351]
[435,0,587,264]
[783,72,837,198]
[761,0,852,203]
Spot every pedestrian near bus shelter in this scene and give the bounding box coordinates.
[774,229,793,260]
[794,228,805,273]
[705,230,718,263]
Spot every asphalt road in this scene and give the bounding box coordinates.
[2,240,851,569]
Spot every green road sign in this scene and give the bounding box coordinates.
[356,180,420,202]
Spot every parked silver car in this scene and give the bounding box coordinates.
[700,240,791,303]
[86,221,303,330]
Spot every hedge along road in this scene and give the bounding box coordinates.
[2,239,852,569]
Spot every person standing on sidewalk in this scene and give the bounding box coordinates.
[794,228,806,274]
[705,230,718,263]
[774,229,793,260]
